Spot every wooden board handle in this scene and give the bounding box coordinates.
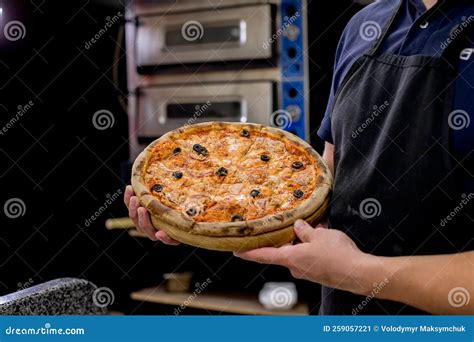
[105,217,135,230]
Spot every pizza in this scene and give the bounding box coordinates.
[131,122,332,251]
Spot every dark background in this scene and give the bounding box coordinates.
[0,0,365,314]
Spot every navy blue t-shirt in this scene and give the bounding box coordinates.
[317,0,474,188]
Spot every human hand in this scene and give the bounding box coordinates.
[234,220,373,296]
[124,185,180,245]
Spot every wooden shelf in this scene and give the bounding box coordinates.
[108,219,309,315]
[131,286,308,315]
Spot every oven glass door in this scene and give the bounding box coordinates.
[136,81,274,140]
[136,4,273,68]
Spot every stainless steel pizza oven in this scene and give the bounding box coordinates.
[126,0,309,159]
[136,81,274,144]
[135,3,275,70]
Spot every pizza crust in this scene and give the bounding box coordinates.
[131,122,332,251]
[147,195,330,252]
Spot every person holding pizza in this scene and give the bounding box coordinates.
[125,0,474,314]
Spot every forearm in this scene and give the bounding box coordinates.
[356,251,474,314]
[322,142,334,175]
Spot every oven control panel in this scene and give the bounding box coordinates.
[278,0,307,139]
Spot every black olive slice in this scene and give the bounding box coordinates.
[172,171,183,179]
[292,161,304,170]
[152,184,163,193]
[260,154,270,162]
[231,214,244,222]
[192,144,208,156]
[250,189,260,198]
[240,129,250,138]
[293,190,304,199]
[173,147,182,155]
[216,167,228,177]
[186,208,197,216]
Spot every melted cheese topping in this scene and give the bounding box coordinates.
[144,125,319,223]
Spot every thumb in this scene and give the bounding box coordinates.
[294,219,315,243]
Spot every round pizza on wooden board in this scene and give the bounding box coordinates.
[131,122,332,252]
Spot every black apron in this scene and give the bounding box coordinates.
[322,0,474,315]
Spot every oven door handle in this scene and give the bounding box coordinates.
[164,98,247,123]
[163,20,247,50]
